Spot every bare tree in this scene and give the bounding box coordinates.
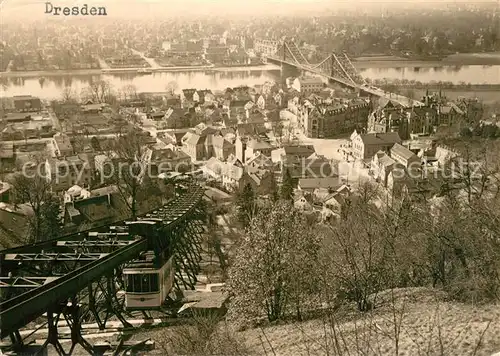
[9,160,59,243]
[234,182,257,228]
[404,88,416,101]
[319,181,427,312]
[441,140,500,203]
[81,79,115,104]
[206,201,228,278]
[157,314,250,355]
[121,84,138,101]
[321,197,384,311]
[71,132,88,154]
[423,181,500,301]
[227,201,321,326]
[61,86,78,104]
[166,81,179,95]
[107,130,162,219]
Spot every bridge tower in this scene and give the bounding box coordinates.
[274,39,304,84]
[265,39,366,90]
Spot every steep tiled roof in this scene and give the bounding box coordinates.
[391,143,418,161]
[204,134,215,147]
[286,157,336,178]
[298,177,343,190]
[0,142,14,159]
[246,169,268,186]
[164,108,186,120]
[196,89,213,99]
[205,157,224,175]
[151,148,188,161]
[247,138,272,150]
[237,123,267,136]
[283,145,316,158]
[378,153,396,167]
[74,195,115,222]
[378,97,401,109]
[218,127,235,136]
[248,111,266,123]
[360,132,402,146]
[246,153,273,169]
[298,76,323,85]
[186,133,206,146]
[53,133,73,153]
[0,208,29,249]
[212,135,233,149]
[224,163,244,181]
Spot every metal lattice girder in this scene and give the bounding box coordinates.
[78,273,131,331]
[274,43,285,61]
[87,232,131,238]
[323,54,354,85]
[308,55,357,88]
[0,277,58,288]
[149,188,204,222]
[137,217,163,222]
[56,240,135,249]
[0,184,206,342]
[172,225,199,290]
[339,53,366,85]
[0,238,147,339]
[4,253,107,262]
[283,41,309,65]
[171,206,205,291]
[0,228,127,255]
[331,53,356,85]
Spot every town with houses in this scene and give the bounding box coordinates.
[1,23,263,73]
[1,2,500,353]
[0,71,496,248]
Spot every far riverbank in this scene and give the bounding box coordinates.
[353,52,500,69]
[410,88,500,105]
[353,60,446,69]
[3,52,500,78]
[0,64,281,79]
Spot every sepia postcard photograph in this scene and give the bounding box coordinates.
[0,0,499,354]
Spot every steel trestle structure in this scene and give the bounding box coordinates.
[266,39,368,88]
[0,185,206,355]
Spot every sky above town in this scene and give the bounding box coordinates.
[1,0,497,20]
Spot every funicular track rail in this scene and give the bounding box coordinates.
[0,185,206,341]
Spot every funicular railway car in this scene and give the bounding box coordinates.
[122,220,175,309]
[122,252,174,309]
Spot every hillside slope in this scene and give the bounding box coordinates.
[240,288,500,356]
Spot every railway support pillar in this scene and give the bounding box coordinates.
[66,300,94,355]
[9,330,23,349]
[106,275,133,329]
[33,300,95,355]
[86,273,132,330]
[42,307,66,356]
